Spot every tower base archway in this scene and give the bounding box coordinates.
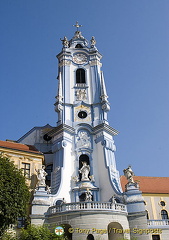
[108,222,124,240]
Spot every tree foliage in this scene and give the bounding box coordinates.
[18,224,54,240]
[0,155,30,236]
[1,224,66,240]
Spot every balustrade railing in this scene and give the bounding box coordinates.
[49,201,127,215]
[75,83,86,88]
[148,219,169,226]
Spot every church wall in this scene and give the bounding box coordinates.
[64,65,71,103]
[18,126,54,153]
[159,229,169,240]
[128,213,150,240]
[46,211,130,240]
[19,129,38,145]
[89,65,101,104]
[43,153,53,165]
[51,138,75,203]
[93,140,116,201]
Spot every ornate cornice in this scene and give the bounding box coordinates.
[46,124,75,138]
[93,123,119,136]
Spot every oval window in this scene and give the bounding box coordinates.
[78,111,87,119]
[160,201,166,207]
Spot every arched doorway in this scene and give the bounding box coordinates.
[87,234,95,240]
[108,222,124,240]
[60,224,72,240]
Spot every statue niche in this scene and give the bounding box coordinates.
[79,154,90,181]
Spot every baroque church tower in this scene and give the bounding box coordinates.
[49,22,123,204]
[27,23,148,240]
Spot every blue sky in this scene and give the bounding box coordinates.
[0,0,169,177]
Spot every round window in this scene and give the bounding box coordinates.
[160,201,166,207]
[78,111,87,119]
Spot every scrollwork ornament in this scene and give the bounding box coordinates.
[73,54,87,64]
[102,103,110,112]
[72,176,79,183]
[62,140,67,148]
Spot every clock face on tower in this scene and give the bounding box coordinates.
[73,54,88,64]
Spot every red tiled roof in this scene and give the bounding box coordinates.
[0,140,42,155]
[120,175,169,194]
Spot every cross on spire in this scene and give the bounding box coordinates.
[73,21,82,31]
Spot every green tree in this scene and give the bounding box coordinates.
[0,155,30,236]
[18,225,54,240]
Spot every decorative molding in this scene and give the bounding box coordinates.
[52,140,67,153]
[32,199,50,205]
[89,60,102,66]
[101,139,116,151]
[59,60,71,67]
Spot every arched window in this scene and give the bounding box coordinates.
[79,192,86,202]
[75,44,83,48]
[161,210,168,219]
[76,68,85,84]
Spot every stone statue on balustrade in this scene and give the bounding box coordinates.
[35,165,48,187]
[123,165,135,184]
[110,195,117,204]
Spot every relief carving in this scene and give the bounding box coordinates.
[76,130,91,149]
[76,89,87,101]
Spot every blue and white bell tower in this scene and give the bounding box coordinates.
[30,23,149,240]
[49,22,122,205]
